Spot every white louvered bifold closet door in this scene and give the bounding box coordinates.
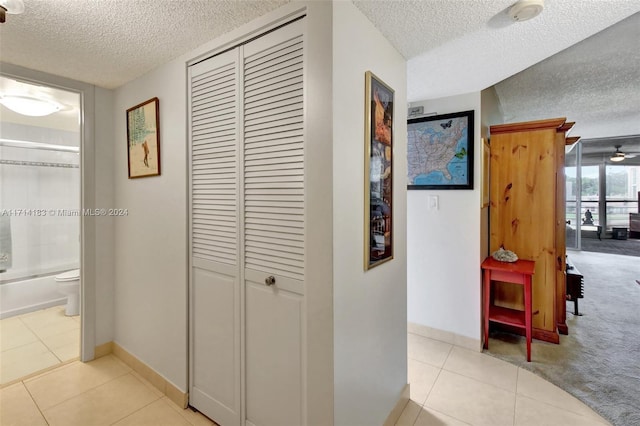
[189,48,242,426]
[192,57,239,265]
[243,19,305,426]
[189,17,306,426]
[243,34,305,284]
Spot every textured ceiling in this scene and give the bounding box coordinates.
[353,0,640,102]
[1,0,639,141]
[353,0,640,140]
[494,12,640,140]
[0,0,288,89]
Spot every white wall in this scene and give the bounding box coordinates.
[94,87,115,346]
[407,92,482,347]
[112,1,335,400]
[332,2,408,425]
[112,3,408,422]
[113,57,188,390]
[303,2,334,424]
[480,86,503,142]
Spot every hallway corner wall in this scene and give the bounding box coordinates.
[332,2,408,425]
[407,92,482,348]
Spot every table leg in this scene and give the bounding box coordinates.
[524,275,532,362]
[483,270,490,350]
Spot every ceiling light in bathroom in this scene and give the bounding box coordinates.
[0,94,63,117]
[0,0,25,23]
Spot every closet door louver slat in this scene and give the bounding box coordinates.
[191,59,238,266]
[243,34,304,283]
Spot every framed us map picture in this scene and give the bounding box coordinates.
[407,110,474,190]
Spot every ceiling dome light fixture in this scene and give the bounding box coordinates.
[0,94,63,117]
[0,0,25,23]
[508,0,544,22]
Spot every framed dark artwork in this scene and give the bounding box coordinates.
[364,71,394,270]
[407,110,474,189]
[126,97,161,178]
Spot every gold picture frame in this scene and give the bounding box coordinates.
[481,138,490,208]
[126,97,161,178]
[364,71,394,270]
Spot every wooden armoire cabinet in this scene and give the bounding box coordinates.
[489,118,578,343]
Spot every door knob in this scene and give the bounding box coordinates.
[265,276,276,286]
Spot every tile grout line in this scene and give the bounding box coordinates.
[416,345,453,424]
[0,346,62,386]
[107,388,162,426]
[417,366,442,417]
[427,343,454,397]
[22,378,51,425]
[128,369,165,399]
[29,309,79,347]
[0,338,42,356]
[517,393,610,425]
[1,309,80,383]
[441,350,521,395]
[411,334,610,426]
[515,367,606,422]
[25,357,133,414]
[0,316,40,354]
[422,367,516,426]
[2,359,71,389]
[423,345,475,426]
[425,406,473,426]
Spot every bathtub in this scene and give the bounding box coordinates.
[0,274,67,319]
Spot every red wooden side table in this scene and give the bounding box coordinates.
[481,257,536,362]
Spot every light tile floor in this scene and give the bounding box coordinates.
[398,332,611,426]
[0,306,80,385]
[0,354,216,426]
[1,328,610,426]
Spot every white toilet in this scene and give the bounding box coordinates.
[55,269,80,316]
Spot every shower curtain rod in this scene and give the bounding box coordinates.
[0,138,80,153]
[0,159,79,169]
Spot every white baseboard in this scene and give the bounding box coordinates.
[383,383,410,426]
[408,322,482,352]
[95,341,188,409]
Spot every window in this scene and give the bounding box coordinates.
[605,165,640,228]
[580,165,599,226]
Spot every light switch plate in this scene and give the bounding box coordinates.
[428,195,439,210]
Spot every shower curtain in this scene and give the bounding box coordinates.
[0,215,11,272]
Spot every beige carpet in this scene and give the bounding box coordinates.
[485,250,640,426]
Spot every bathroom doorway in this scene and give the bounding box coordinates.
[0,75,82,384]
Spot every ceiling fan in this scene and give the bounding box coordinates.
[610,145,640,162]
